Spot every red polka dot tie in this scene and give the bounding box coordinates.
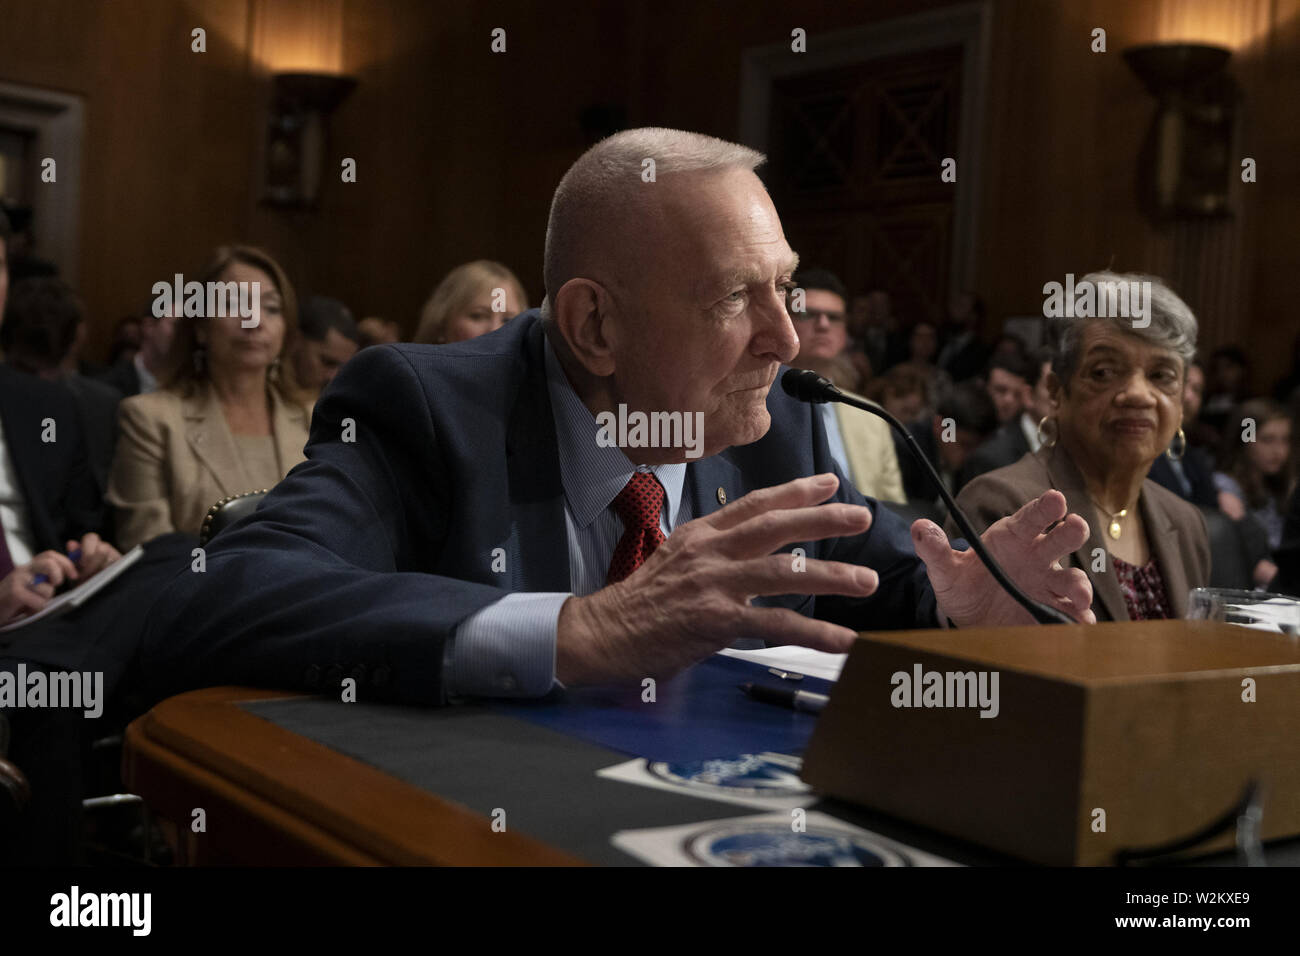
[606,471,667,584]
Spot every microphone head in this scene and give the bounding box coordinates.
[781,367,840,404]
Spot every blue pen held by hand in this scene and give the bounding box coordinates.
[29,546,83,590]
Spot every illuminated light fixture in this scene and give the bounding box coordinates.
[1122,43,1237,220]
[263,71,356,207]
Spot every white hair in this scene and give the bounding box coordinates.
[541,128,765,319]
[1052,270,1198,383]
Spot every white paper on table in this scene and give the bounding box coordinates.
[717,645,846,682]
[596,752,816,811]
[612,811,962,867]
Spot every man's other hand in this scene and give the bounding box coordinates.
[912,489,1096,627]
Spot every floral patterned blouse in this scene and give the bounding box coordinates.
[1111,554,1173,620]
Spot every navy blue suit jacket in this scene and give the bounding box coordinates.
[141,312,940,705]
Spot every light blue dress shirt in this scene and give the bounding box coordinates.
[445,337,689,699]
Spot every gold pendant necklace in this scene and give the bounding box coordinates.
[1090,498,1128,540]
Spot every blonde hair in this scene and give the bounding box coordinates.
[414,260,528,344]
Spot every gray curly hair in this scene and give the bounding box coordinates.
[1051,271,1198,386]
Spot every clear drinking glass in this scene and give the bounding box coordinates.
[1187,587,1300,636]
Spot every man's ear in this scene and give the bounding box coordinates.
[552,278,617,377]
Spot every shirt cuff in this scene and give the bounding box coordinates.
[447,592,571,699]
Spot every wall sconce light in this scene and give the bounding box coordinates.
[1123,43,1237,220]
[263,71,356,207]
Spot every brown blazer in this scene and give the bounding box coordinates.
[107,382,310,548]
[948,445,1211,621]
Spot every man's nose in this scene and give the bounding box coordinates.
[761,300,801,364]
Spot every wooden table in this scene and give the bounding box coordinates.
[123,687,585,865]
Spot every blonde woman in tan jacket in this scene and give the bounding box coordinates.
[107,246,311,548]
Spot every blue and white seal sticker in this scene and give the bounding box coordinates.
[610,811,962,867]
[645,752,810,799]
[596,753,815,811]
[684,822,910,867]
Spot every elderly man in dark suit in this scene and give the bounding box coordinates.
[142,128,1094,705]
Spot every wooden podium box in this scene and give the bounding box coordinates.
[800,620,1300,866]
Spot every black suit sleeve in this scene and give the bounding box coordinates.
[58,416,110,545]
[139,346,507,706]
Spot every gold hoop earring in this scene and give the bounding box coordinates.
[1166,427,1186,462]
[1036,416,1058,449]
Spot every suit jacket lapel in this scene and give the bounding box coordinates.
[1043,446,1130,622]
[686,452,744,523]
[506,321,570,592]
[1141,488,1189,618]
[184,384,247,497]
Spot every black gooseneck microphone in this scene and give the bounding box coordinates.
[782,367,1073,626]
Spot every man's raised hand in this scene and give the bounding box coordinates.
[556,473,876,685]
[912,489,1096,627]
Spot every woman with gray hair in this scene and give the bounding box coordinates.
[949,272,1210,620]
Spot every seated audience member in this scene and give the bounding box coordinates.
[936,292,990,383]
[1214,399,1295,588]
[955,273,1210,621]
[106,245,311,549]
[140,128,1094,707]
[96,297,177,398]
[1199,345,1250,455]
[106,314,143,368]
[1272,332,1300,406]
[1,277,123,492]
[413,260,528,344]
[861,289,900,372]
[790,268,905,503]
[356,316,401,348]
[904,318,953,405]
[908,318,940,367]
[898,381,996,505]
[985,352,1034,425]
[0,216,114,565]
[1273,484,1300,595]
[292,295,360,403]
[963,347,1055,484]
[1,530,189,864]
[866,361,932,428]
[0,202,57,283]
[989,331,1029,365]
[1147,358,1216,507]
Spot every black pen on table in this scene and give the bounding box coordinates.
[29,546,83,590]
[739,682,830,715]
